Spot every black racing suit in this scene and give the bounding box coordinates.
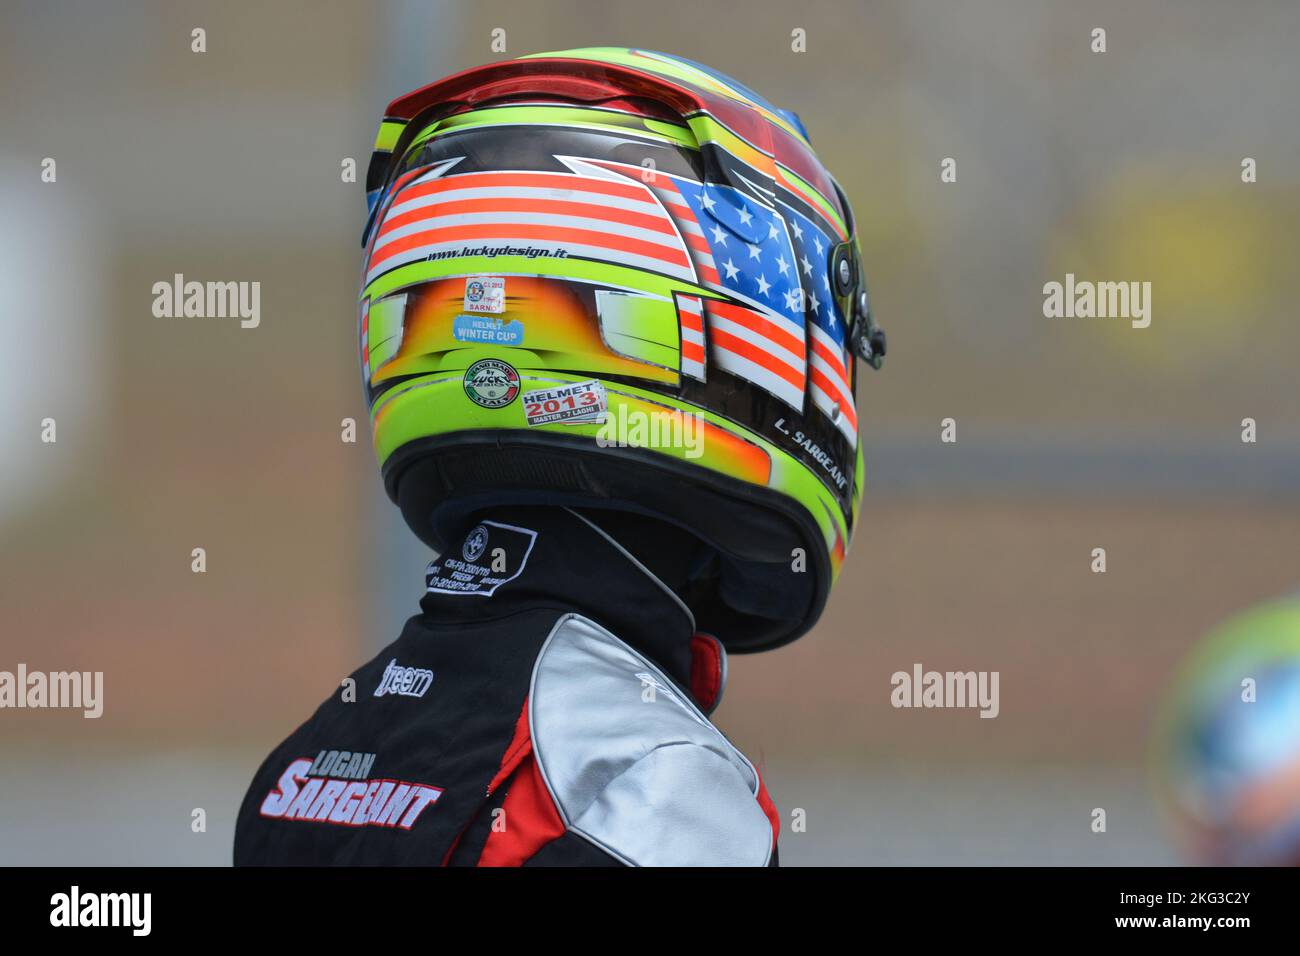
[234,506,779,866]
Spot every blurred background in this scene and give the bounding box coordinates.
[2,0,1298,865]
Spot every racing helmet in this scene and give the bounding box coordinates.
[359,48,885,652]
[1154,595,1300,865]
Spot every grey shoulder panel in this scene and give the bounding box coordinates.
[529,614,774,867]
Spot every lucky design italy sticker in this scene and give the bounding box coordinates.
[463,358,520,409]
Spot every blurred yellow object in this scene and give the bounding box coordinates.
[1048,171,1295,372]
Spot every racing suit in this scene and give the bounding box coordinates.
[233,505,780,866]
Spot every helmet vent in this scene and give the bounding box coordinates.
[439,448,597,497]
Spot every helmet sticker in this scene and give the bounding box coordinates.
[463,358,520,409]
[522,379,607,427]
[463,275,506,313]
[452,314,524,345]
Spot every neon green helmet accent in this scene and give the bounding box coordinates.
[359,49,884,651]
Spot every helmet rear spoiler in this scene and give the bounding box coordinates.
[361,56,835,247]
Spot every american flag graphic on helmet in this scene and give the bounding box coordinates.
[658,177,821,408]
[365,154,857,444]
[364,164,695,287]
[673,175,846,417]
[585,159,811,412]
[779,200,858,445]
[609,159,858,443]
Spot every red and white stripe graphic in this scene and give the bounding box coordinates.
[808,324,857,444]
[676,294,706,381]
[703,299,806,410]
[648,177,721,286]
[365,168,694,285]
[359,297,371,382]
[576,158,718,288]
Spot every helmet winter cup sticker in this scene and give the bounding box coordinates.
[462,358,520,409]
[359,47,887,652]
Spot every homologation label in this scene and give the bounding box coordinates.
[426,520,538,597]
[522,379,607,426]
